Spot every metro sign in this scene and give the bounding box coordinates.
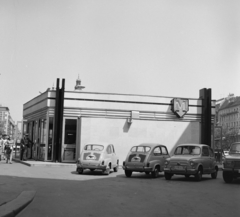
[171,98,189,118]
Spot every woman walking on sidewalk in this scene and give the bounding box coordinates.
[4,137,13,164]
[0,135,5,161]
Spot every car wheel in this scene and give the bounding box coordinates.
[223,171,233,183]
[103,168,110,175]
[151,167,159,178]
[77,168,83,174]
[90,169,95,172]
[125,170,132,177]
[164,172,172,180]
[113,162,119,172]
[211,168,218,179]
[195,168,202,181]
[145,172,150,175]
[185,175,190,179]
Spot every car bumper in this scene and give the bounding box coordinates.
[223,168,240,173]
[164,167,197,175]
[76,164,107,171]
[122,165,153,172]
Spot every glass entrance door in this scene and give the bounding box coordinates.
[62,118,77,162]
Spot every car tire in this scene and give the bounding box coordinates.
[104,168,110,175]
[77,168,83,174]
[185,175,190,179]
[211,168,218,179]
[125,170,132,177]
[151,167,159,178]
[195,168,202,181]
[113,163,119,172]
[164,172,172,180]
[223,171,233,183]
[145,172,150,175]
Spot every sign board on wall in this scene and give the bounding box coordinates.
[171,98,189,118]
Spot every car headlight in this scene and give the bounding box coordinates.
[189,161,196,166]
[164,161,169,167]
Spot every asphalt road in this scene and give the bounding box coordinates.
[0,161,239,217]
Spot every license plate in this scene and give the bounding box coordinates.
[174,166,184,170]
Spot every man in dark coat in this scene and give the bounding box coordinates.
[20,134,33,161]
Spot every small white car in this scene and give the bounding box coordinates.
[76,143,119,175]
[122,143,170,178]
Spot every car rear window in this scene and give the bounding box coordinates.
[84,145,104,151]
[131,146,151,153]
[174,146,200,155]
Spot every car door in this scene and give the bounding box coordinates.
[160,146,169,171]
[111,144,118,167]
[201,146,211,173]
[151,146,162,166]
[209,147,216,172]
[106,145,112,165]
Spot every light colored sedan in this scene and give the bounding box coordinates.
[122,143,170,178]
[76,143,119,175]
[164,144,218,181]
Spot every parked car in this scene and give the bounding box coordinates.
[222,142,240,183]
[122,143,170,178]
[164,144,218,181]
[76,143,119,175]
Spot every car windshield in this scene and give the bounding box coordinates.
[131,146,151,153]
[84,144,104,151]
[229,143,240,154]
[174,146,201,155]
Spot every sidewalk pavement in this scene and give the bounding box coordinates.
[0,158,76,217]
[0,191,36,217]
[12,158,76,167]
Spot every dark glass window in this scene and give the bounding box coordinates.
[64,119,77,144]
[47,117,53,160]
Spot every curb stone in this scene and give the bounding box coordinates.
[0,191,36,217]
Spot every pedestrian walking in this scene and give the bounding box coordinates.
[5,137,13,164]
[2,135,8,161]
[0,136,4,161]
[20,134,33,161]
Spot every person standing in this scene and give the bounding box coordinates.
[20,134,33,161]
[2,135,8,161]
[5,137,13,164]
[0,136,4,161]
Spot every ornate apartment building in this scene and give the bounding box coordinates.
[215,94,240,148]
[0,106,16,138]
[217,94,240,130]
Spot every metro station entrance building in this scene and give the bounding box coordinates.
[22,79,215,164]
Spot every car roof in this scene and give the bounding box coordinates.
[84,143,112,147]
[136,143,166,148]
[176,144,209,147]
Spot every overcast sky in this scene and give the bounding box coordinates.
[0,0,240,122]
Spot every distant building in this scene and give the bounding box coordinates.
[215,94,240,148]
[74,75,85,91]
[0,106,16,138]
[217,94,240,130]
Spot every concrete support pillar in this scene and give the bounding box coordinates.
[199,88,212,146]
